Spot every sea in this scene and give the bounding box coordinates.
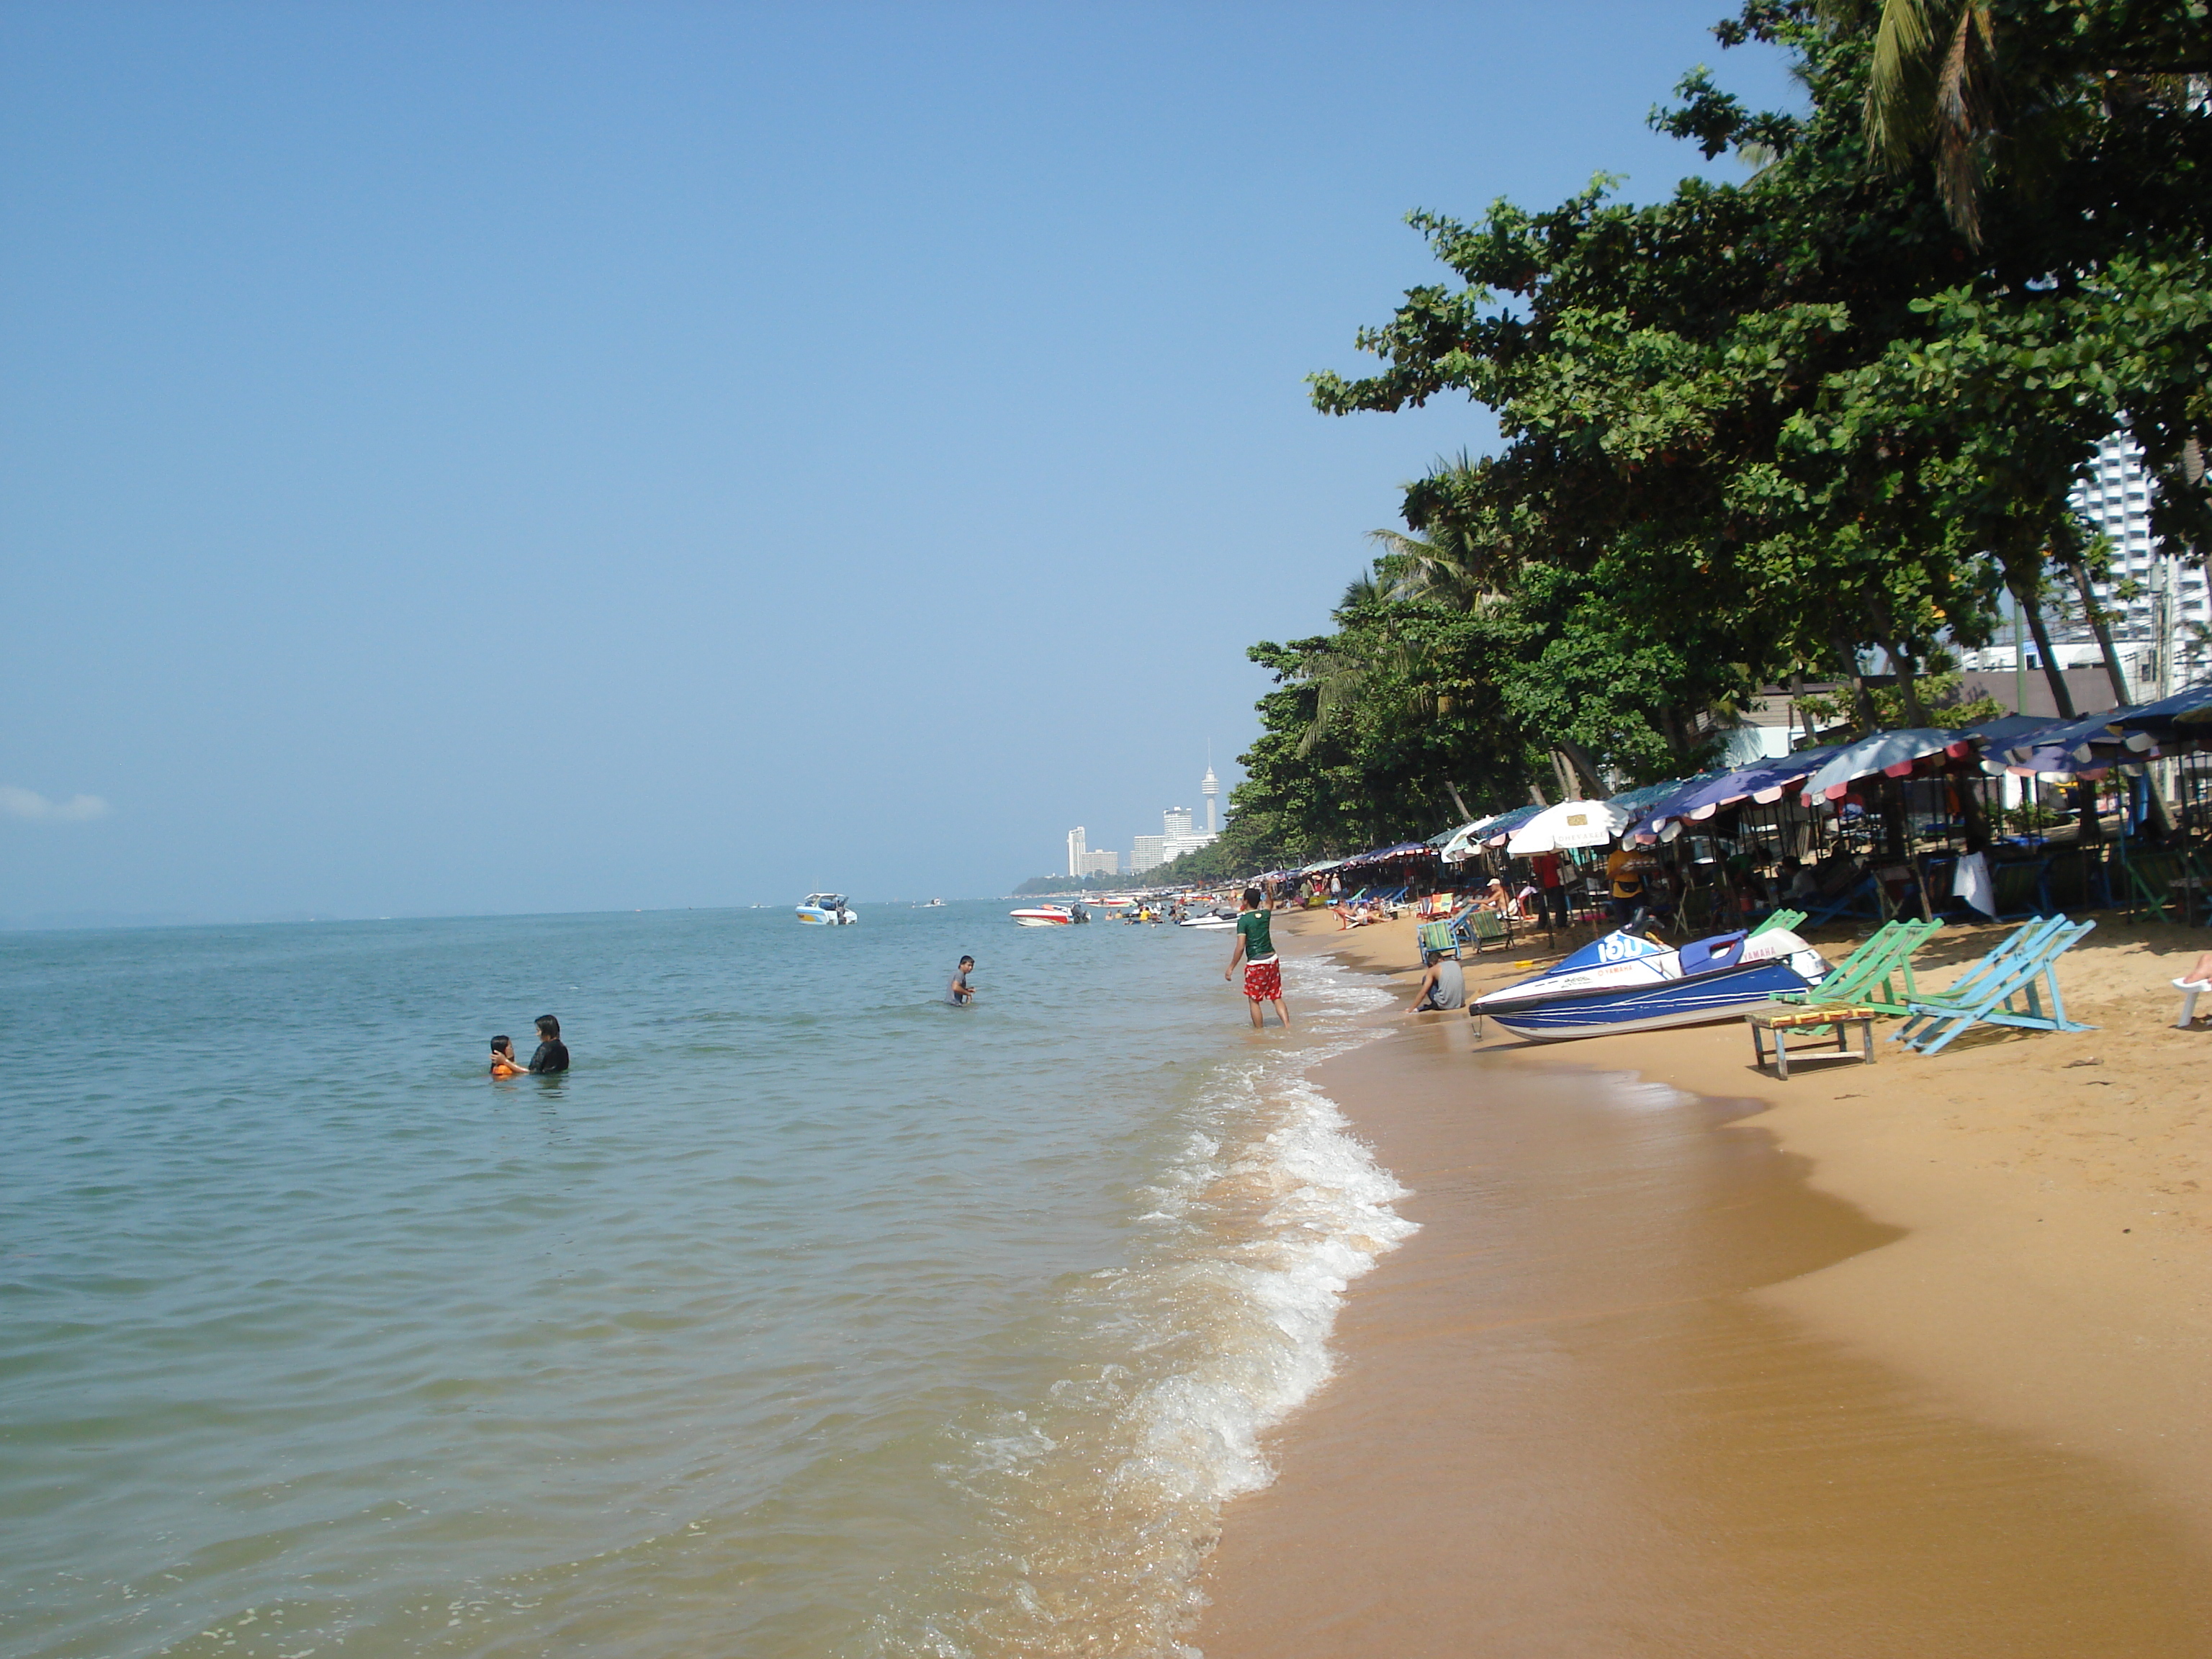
[0,902,1408,1659]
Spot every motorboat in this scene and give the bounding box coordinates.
[1010,904,1075,927]
[920,898,946,908]
[1471,927,1828,1042]
[797,893,858,925]
[1177,908,1238,930]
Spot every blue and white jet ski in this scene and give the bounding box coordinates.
[1472,926,1829,1042]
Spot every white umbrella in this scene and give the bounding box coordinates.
[1505,799,1630,855]
[1437,815,1501,862]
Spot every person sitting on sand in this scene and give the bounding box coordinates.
[1406,953,1466,1015]
[948,955,976,1004]
[1226,885,1292,1030]
[526,1015,570,1074]
[489,1035,523,1077]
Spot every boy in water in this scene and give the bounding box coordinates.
[948,956,976,1004]
[1224,885,1291,1030]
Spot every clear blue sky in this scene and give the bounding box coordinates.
[1,1,1794,922]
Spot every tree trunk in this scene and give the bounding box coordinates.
[2012,581,2077,719]
[1555,738,1606,799]
[2065,559,2173,839]
[1445,780,1475,822]
[1831,633,1880,731]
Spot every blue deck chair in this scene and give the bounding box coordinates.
[1799,873,1885,929]
[1891,914,2097,1056]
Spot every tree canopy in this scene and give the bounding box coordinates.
[1206,0,2210,872]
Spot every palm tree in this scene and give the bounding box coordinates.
[1840,0,2208,245]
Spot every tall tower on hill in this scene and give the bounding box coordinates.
[1202,765,1220,836]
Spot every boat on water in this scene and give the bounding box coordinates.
[1010,903,1091,927]
[796,893,858,925]
[1472,926,1828,1042]
[920,898,945,908]
[1177,907,1238,930]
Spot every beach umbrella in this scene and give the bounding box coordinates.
[1990,711,2154,777]
[1804,730,1977,802]
[1505,799,1631,854]
[1437,816,1501,861]
[1637,747,1845,835]
[1477,803,1547,848]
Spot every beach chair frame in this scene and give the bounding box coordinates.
[1773,915,1940,1027]
[1891,914,2097,1056]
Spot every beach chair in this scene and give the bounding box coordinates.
[1773,916,1941,1027]
[2173,976,2210,1029]
[1416,919,1460,963]
[2121,848,2211,927]
[1748,908,1807,938]
[1459,909,1516,953]
[1800,873,1884,929]
[1987,857,2052,920]
[1891,915,2097,1056]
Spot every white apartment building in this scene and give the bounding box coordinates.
[1129,835,1166,873]
[2065,431,2209,693]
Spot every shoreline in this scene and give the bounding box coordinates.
[1192,906,2212,1653]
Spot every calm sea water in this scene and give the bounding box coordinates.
[1,904,1406,1658]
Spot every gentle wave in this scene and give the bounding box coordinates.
[860,955,1413,1658]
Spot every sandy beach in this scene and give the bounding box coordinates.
[1197,905,2212,1656]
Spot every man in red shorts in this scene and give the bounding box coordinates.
[1223,885,1292,1030]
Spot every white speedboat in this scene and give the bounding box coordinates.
[797,893,858,925]
[1177,909,1237,930]
[1010,905,1074,927]
[921,898,945,908]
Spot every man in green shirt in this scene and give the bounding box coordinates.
[1224,886,1292,1030]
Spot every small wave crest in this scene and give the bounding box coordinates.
[860,955,1413,1658]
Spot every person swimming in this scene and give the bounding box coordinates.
[489,1035,523,1077]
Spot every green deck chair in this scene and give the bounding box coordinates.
[1460,909,1516,953]
[1772,916,1940,1030]
[1892,915,2096,1056]
[1416,919,1460,962]
[1748,908,1807,938]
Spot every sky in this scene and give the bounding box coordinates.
[0,1,1798,922]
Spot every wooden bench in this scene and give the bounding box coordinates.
[1745,1003,1886,1080]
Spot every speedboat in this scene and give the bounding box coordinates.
[921,898,945,908]
[1010,904,1074,927]
[1472,927,1828,1042]
[1177,908,1238,930]
[797,893,858,925]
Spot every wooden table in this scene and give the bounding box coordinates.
[1745,1004,1884,1080]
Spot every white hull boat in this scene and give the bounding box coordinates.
[1010,906,1074,927]
[797,893,858,925]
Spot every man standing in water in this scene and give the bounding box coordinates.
[526,1015,570,1073]
[1224,886,1291,1030]
[948,956,976,1005]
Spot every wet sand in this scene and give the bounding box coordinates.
[1194,913,2212,1656]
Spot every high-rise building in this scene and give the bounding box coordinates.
[1076,849,1119,877]
[1130,835,1165,873]
[1066,827,1087,878]
[2069,431,2211,693]
[1163,806,1193,840]
[1201,766,1220,835]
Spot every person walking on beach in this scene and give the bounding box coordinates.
[1604,844,1659,926]
[948,956,976,1005]
[1225,885,1291,1030]
[526,1015,570,1073]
